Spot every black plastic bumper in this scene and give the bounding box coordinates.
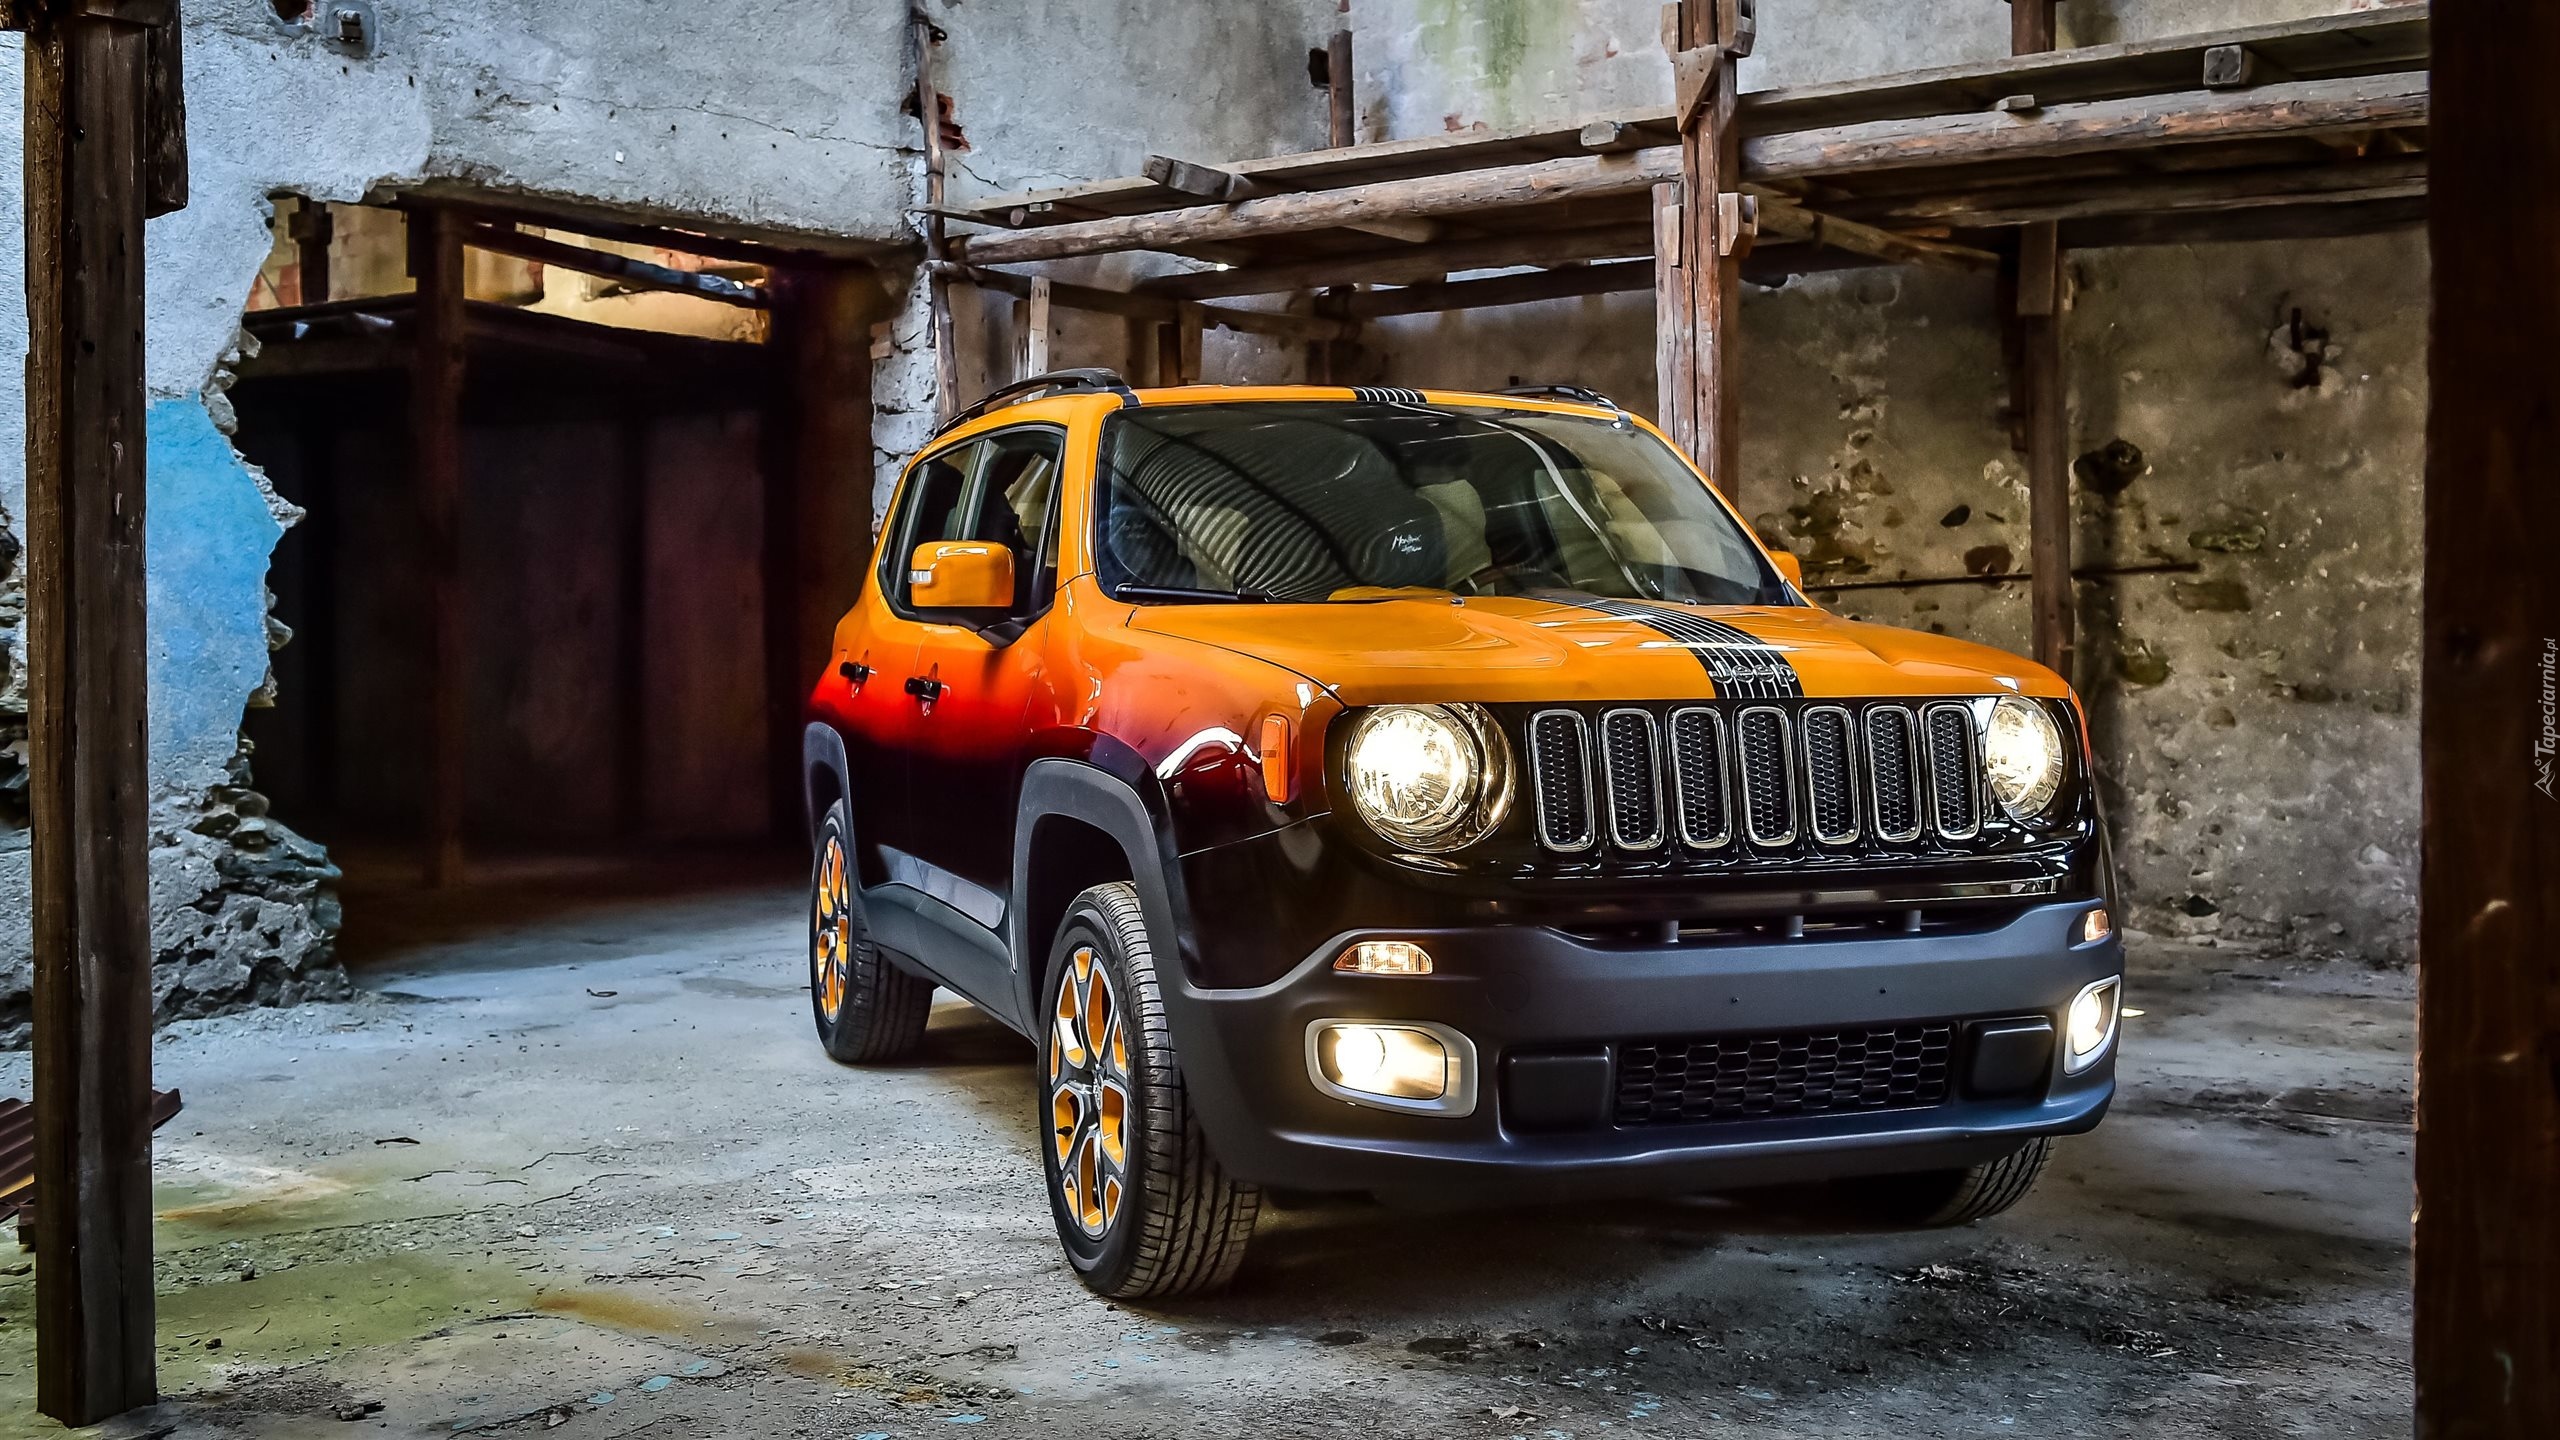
[1158,897,2120,1203]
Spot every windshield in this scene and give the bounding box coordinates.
[1094,401,1790,606]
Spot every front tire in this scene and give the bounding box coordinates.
[1863,1138,2053,1226]
[1038,882,1260,1298]
[808,799,932,1064]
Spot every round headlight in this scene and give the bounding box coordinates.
[1341,704,1512,852]
[1982,695,2066,822]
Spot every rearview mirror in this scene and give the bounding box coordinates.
[1767,549,1805,590]
[909,541,1015,611]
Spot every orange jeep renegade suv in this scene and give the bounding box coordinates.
[802,373,2122,1298]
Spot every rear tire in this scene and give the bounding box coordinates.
[808,799,932,1064]
[1864,1138,2053,1226]
[1038,882,1260,1298]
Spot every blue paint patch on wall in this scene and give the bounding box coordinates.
[146,399,286,796]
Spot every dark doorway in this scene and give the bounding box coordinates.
[231,292,784,887]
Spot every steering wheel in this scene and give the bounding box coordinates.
[1455,561,1570,597]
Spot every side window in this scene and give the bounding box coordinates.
[981,429,1065,613]
[879,439,986,610]
[879,427,1066,620]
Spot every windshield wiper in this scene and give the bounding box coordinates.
[1110,582,1280,605]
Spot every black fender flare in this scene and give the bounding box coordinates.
[1008,749,1197,1026]
[802,722,851,845]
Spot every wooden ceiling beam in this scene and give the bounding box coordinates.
[1747,70,2428,183]
[1344,259,1656,317]
[1134,221,1659,300]
[952,149,1679,266]
[1848,154,2425,228]
[462,224,771,309]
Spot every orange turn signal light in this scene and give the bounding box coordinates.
[1258,714,1294,803]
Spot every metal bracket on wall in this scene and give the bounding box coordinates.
[268,0,377,57]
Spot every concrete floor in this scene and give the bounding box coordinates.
[1,864,2415,1438]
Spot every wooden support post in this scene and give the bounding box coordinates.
[290,199,334,307]
[911,14,960,421]
[613,417,649,840]
[1670,0,1749,501]
[2417,2,2560,1432]
[1016,275,1052,379]
[1124,316,1157,386]
[2015,226,2071,676]
[1327,26,1354,148]
[20,0,184,1423]
[767,265,879,839]
[408,206,469,888]
[2009,0,2073,678]
[1179,303,1205,386]
[1308,289,1359,385]
[1652,180,1691,450]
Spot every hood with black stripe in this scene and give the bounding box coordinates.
[1123,592,2069,706]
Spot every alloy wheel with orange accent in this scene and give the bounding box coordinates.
[1046,943,1133,1240]
[807,798,933,1064]
[1037,882,1260,1298]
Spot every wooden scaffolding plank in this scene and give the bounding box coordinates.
[953,149,1680,267]
[954,103,1682,229]
[1139,221,1657,300]
[1740,5,2428,135]
[1747,69,2427,183]
[1345,259,1655,317]
[948,8,2427,238]
[1850,154,2426,229]
[947,71,2423,274]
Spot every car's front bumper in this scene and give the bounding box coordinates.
[1158,897,2119,1203]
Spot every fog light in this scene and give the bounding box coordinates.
[1305,1020,1475,1115]
[2080,907,2113,945]
[2065,976,2121,1074]
[1318,1024,1446,1099]
[1336,940,1432,976]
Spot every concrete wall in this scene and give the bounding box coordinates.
[868,0,1339,527]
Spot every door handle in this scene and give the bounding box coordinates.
[904,675,946,703]
[840,660,874,686]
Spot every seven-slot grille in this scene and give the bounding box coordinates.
[1614,1023,1958,1126]
[1527,701,1983,856]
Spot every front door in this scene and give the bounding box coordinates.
[903,425,1067,902]
[873,425,1067,1019]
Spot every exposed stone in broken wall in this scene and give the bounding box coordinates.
[0,370,352,1048]
[148,740,349,1030]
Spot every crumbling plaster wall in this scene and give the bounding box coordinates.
[869,0,1341,521]
[0,0,1369,1040]
[1349,0,2426,962]
[1347,0,2424,132]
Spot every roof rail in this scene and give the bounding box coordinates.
[938,368,1133,436]
[1500,384,1622,411]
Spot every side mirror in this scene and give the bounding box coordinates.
[909,541,1015,611]
[1767,549,1805,590]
